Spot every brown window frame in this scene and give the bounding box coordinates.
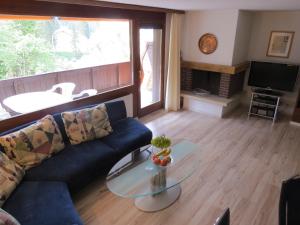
[0,0,169,132]
[136,22,166,117]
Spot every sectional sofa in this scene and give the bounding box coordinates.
[0,100,153,225]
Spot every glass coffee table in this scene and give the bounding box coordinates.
[106,140,200,212]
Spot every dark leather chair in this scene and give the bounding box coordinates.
[214,208,230,225]
[279,175,300,225]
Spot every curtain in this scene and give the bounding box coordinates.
[165,13,182,111]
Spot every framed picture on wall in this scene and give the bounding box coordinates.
[266,31,295,58]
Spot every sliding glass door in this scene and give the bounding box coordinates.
[138,26,164,116]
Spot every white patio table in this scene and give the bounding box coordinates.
[3,91,72,114]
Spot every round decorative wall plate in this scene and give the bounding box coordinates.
[198,33,218,54]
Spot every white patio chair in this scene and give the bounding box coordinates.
[72,89,97,100]
[47,82,76,98]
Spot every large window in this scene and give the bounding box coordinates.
[0,16,132,120]
[0,17,131,78]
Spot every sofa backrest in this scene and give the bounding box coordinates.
[0,100,127,147]
[105,101,127,125]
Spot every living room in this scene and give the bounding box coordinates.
[0,1,300,225]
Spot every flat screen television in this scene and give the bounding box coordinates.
[248,61,299,92]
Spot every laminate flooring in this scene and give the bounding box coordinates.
[74,109,300,225]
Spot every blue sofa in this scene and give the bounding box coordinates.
[1,101,153,225]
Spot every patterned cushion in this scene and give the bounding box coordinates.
[0,152,24,207]
[62,104,113,145]
[0,115,65,170]
[0,208,20,225]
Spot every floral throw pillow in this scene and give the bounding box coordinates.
[62,104,113,145]
[0,151,24,207]
[0,115,65,170]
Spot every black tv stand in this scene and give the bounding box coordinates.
[252,88,283,97]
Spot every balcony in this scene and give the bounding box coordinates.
[0,61,132,117]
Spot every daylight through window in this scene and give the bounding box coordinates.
[0,16,132,120]
[0,17,131,78]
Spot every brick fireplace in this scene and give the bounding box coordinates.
[180,61,249,117]
[181,67,245,98]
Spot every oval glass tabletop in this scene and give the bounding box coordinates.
[106,140,200,199]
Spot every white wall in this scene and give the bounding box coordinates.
[181,10,300,115]
[248,11,300,64]
[232,11,253,65]
[245,11,300,115]
[181,10,239,66]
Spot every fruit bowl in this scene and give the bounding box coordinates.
[151,148,172,167]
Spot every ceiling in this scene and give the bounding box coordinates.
[96,0,300,11]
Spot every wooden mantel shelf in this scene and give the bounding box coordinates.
[181,61,250,75]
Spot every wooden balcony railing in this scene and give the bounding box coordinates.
[0,61,132,113]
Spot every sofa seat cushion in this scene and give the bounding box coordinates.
[24,140,118,192]
[3,181,83,225]
[101,118,152,157]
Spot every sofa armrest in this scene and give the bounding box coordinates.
[105,101,127,124]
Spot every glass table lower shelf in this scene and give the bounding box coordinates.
[106,140,200,212]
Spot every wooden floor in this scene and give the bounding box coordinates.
[74,108,300,225]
